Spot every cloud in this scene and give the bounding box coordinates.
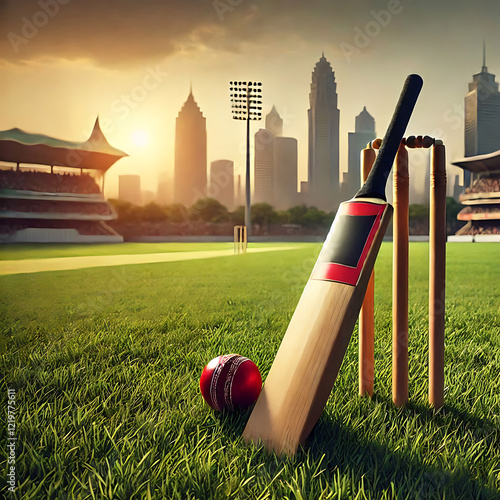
[0,0,499,67]
[0,0,265,66]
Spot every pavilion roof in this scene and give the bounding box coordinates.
[452,149,500,173]
[0,117,127,172]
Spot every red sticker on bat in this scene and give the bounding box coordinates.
[311,201,387,286]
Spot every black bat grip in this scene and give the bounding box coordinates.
[355,74,423,201]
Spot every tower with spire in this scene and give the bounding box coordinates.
[464,43,500,186]
[265,106,283,137]
[174,86,207,206]
[307,53,340,210]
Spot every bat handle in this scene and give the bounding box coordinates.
[355,74,423,201]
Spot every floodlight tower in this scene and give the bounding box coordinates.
[230,81,262,236]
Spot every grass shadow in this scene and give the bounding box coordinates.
[213,395,498,498]
[304,395,499,499]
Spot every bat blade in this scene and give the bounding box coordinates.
[243,75,423,455]
[243,200,392,455]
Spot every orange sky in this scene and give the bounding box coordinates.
[1,0,499,203]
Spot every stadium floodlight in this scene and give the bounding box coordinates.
[230,81,262,237]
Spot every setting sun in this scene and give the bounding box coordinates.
[131,129,149,147]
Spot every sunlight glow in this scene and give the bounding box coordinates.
[131,129,149,147]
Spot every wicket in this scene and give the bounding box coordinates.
[359,136,446,408]
[234,225,248,254]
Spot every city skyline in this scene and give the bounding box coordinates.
[1,0,499,202]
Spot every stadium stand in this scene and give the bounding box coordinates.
[0,169,101,194]
[0,118,126,243]
[453,151,500,237]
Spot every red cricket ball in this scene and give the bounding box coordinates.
[199,354,262,412]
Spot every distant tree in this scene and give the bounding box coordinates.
[108,199,139,222]
[446,197,461,220]
[189,197,229,223]
[251,203,278,226]
[230,206,245,226]
[300,207,331,228]
[139,202,168,222]
[446,197,463,235]
[408,203,431,235]
[164,204,188,223]
[408,203,429,234]
[409,203,429,220]
[275,210,290,224]
[288,204,308,224]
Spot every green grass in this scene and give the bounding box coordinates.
[1,242,499,499]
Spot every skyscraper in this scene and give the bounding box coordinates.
[119,175,142,206]
[464,44,500,187]
[266,106,283,137]
[346,106,376,198]
[254,107,298,208]
[308,53,340,210]
[273,137,298,209]
[210,159,234,209]
[254,128,274,204]
[156,171,171,205]
[174,88,207,206]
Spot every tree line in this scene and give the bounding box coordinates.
[108,196,464,235]
[108,198,335,229]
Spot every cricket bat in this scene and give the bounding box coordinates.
[243,74,423,455]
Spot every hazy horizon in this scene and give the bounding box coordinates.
[1,0,499,203]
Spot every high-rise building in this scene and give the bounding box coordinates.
[346,106,376,198]
[464,44,500,187]
[236,174,242,207]
[452,174,462,201]
[308,53,340,210]
[254,128,275,204]
[174,88,207,206]
[254,107,298,209]
[266,106,283,137]
[119,175,142,206]
[273,137,298,209]
[156,171,171,205]
[210,160,234,209]
[142,190,155,205]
